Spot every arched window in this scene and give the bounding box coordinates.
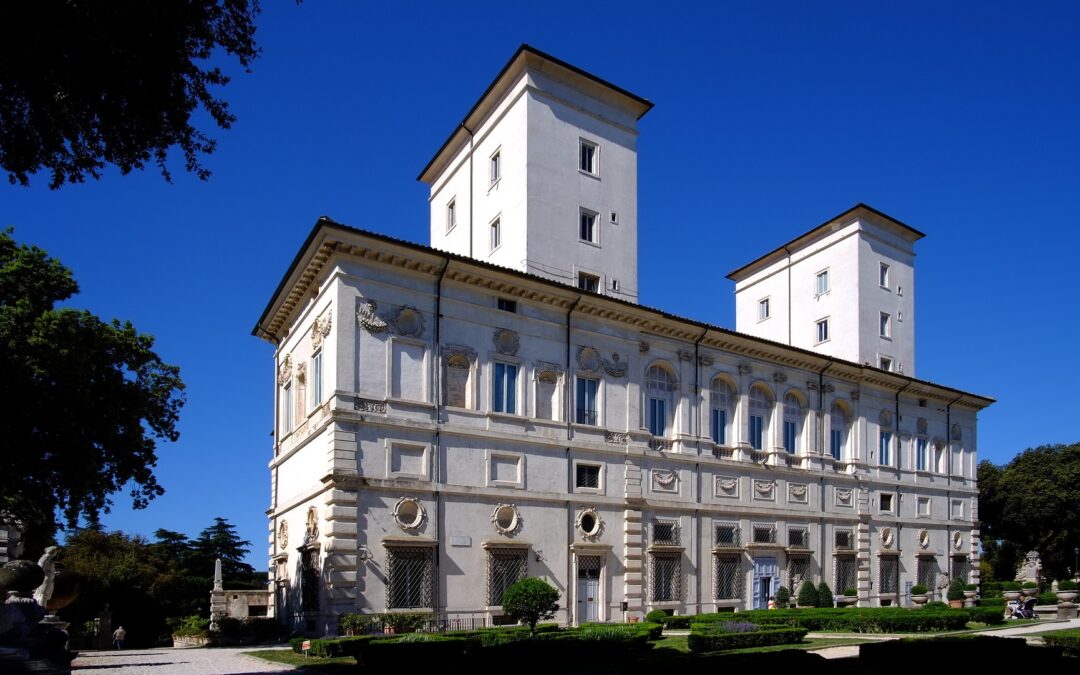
[830,402,848,460]
[782,393,804,454]
[749,385,771,450]
[710,378,733,445]
[645,365,675,437]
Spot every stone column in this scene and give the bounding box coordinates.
[623,458,644,618]
[856,490,872,607]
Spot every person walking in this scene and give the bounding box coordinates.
[112,626,126,650]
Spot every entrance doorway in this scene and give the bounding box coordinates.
[576,555,602,623]
[752,557,779,610]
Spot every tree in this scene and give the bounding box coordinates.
[978,444,1080,581]
[0,1,261,188]
[0,230,186,550]
[191,517,253,580]
[500,577,560,634]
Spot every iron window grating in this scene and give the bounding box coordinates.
[714,523,741,548]
[576,464,600,489]
[652,521,680,546]
[787,527,810,549]
[651,551,682,602]
[917,557,938,590]
[835,529,854,550]
[385,545,434,609]
[787,555,811,592]
[879,556,899,595]
[752,524,777,544]
[835,557,857,595]
[714,555,742,600]
[487,548,528,606]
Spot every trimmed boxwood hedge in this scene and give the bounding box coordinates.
[688,626,808,653]
[1041,628,1080,656]
[692,607,971,632]
[658,614,695,629]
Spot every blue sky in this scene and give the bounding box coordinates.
[4,1,1078,567]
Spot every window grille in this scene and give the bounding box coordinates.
[714,523,740,548]
[300,548,320,611]
[835,557,857,594]
[917,557,938,590]
[714,555,742,600]
[787,556,811,592]
[577,554,602,579]
[576,464,600,489]
[952,557,969,585]
[752,525,776,544]
[651,552,681,602]
[835,529,854,550]
[386,546,434,609]
[652,521,679,546]
[787,528,810,549]
[487,548,528,606]
[879,556,899,595]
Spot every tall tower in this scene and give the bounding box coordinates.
[419,45,652,303]
[728,204,921,375]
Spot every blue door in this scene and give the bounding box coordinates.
[752,557,780,609]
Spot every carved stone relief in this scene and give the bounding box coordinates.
[773,372,787,383]
[354,397,387,413]
[738,364,753,375]
[392,306,426,338]
[295,362,307,384]
[575,508,604,540]
[304,506,319,545]
[753,479,776,500]
[917,417,928,434]
[357,300,389,333]
[953,531,964,551]
[788,483,808,503]
[639,341,650,353]
[835,487,853,507]
[277,354,293,386]
[699,355,714,367]
[880,527,894,548]
[879,410,893,429]
[493,328,520,355]
[918,529,931,549]
[677,350,693,362]
[393,497,427,531]
[715,476,739,498]
[806,380,819,391]
[278,521,289,548]
[311,310,333,349]
[446,345,477,366]
[491,503,522,535]
[576,346,627,377]
[951,423,962,441]
[652,468,678,492]
[604,431,629,445]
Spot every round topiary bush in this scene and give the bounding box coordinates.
[645,610,669,624]
[797,581,819,607]
[947,577,966,601]
[817,582,835,608]
[1021,581,1038,589]
[501,577,560,634]
[1059,580,1078,591]
[911,584,928,595]
[775,586,791,608]
[1000,581,1020,591]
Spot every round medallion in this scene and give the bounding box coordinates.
[491,503,522,535]
[879,526,894,548]
[952,531,963,551]
[278,520,289,548]
[393,497,426,531]
[918,529,930,549]
[575,508,603,540]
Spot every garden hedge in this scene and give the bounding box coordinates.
[1041,628,1080,656]
[688,626,808,653]
[691,607,971,632]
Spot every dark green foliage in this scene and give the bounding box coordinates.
[688,625,807,653]
[817,582,835,608]
[0,230,186,550]
[0,1,262,188]
[1038,592,1057,605]
[923,601,948,609]
[861,635,1060,669]
[965,606,1006,626]
[797,581,819,607]
[658,614,694,629]
[501,577,560,633]
[694,607,971,633]
[1042,628,1080,656]
[775,586,791,607]
[978,445,1080,581]
[168,615,210,637]
[947,577,967,601]
[1000,581,1020,591]
[1021,581,1037,589]
[1059,580,1078,590]
[645,609,669,624]
[911,584,928,595]
[289,636,307,653]
[978,596,1006,608]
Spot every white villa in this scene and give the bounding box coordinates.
[253,45,992,635]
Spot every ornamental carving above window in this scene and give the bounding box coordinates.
[575,508,603,540]
[277,354,293,386]
[715,476,739,498]
[879,527,894,548]
[652,469,678,492]
[357,299,390,333]
[278,520,289,548]
[493,328,520,355]
[392,306,425,338]
[576,346,627,377]
[879,410,893,429]
[311,310,333,349]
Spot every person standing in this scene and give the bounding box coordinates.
[112,626,126,650]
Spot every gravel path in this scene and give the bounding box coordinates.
[72,646,297,674]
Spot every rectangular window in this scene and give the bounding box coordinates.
[830,428,843,459]
[835,557,857,594]
[917,557,937,590]
[651,552,681,602]
[711,408,727,445]
[880,556,899,595]
[579,139,597,174]
[611,278,620,291]
[497,298,517,313]
[490,150,501,185]
[715,556,742,600]
[311,351,322,409]
[446,199,456,232]
[715,523,740,548]
[879,356,893,372]
[816,318,829,344]
[880,493,894,513]
[281,382,293,432]
[951,499,965,519]
[787,527,810,549]
[577,272,599,293]
[879,431,892,465]
[749,415,764,450]
[652,521,680,546]
[880,262,890,288]
[788,555,811,593]
[575,463,600,489]
[610,211,618,224]
[916,438,928,471]
[752,524,776,544]
[835,529,854,550]
[575,377,599,425]
[648,397,666,437]
[816,269,829,295]
[492,362,518,414]
[758,297,770,321]
[783,420,796,453]
[917,496,931,517]
[579,208,598,243]
[880,312,891,338]
[490,218,501,251]
[386,546,434,609]
[487,548,527,606]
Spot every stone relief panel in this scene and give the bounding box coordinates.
[491,503,523,536]
[753,479,776,501]
[303,506,319,545]
[835,487,854,508]
[391,306,425,338]
[879,410,893,429]
[357,299,390,333]
[953,531,964,551]
[393,497,427,531]
[493,328,520,356]
[715,475,739,499]
[575,508,604,540]
[277,354,293,386]
[278,521,289,548]
[879,526,894,549]
[918,529,931,549]
[651,468,678,493]
[787,482,808,504]
[295,362,307,384]
[311,310,333,349]
[917,417,928,435]
[604,432,629,445]
[354,397,387,413]
[576,346,627,377]
[951,423,962,441]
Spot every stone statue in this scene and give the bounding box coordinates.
[32,547,59,610]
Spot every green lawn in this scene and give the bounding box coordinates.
[243,649,358,673]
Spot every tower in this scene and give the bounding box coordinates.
[419,45,652,303]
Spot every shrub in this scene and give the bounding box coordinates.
[501,577,560,634]
[289,636,307,653]
[977,596,1006,608]
[843,588,857,597]
[659,615,693,629]
[1059,580,1078,591]
[710,607,971,633]
[817,582,835,608]
[1038,592,1058,605]
[965,606,1005,626]
[1000,581,1020,591]
[380,611,433,633]
[1041,628,1080,656]
[644,609,669,624]
[169,615,210,637]
[775,586,791,607]
[307,635,378,658]
[1022,581,1037,589]
[911,584,928,595]
[924,601,948,609]
[797,581,819,607]
[964,584,978,592]
[339,612,378,636]
[688,626,807,653]
[947,577,966,601]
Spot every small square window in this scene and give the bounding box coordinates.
[490,150,501,185]
[879,357,892,371]
[490,218,501,252]
[446,199,456,233]
[652,521,679,546]
[610,211,618,224]
[579,139,598,175]
[880,263,890,288]
[879,312,891,338]
[880,493,894,513]
[951,499,965,519]
[917,496,931,517]
[815,270,829,295]
[611,278,620,291]
[758,297,770,321]
[815,318,829,344]
[497,298,517,313]
[835,529,854,550]
[579,208,598,244]
[575,463,601,489]
[752,524,776,544]
[578,272,599,293]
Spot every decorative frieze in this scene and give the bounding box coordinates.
[648,438,672,452]
[604,431,629,445]
[576,346,627,377]
[753,479,776,500]
[788,483,808,504]
[773,371,787,383]
[699,355,714,367]
[354,397,387,413]
[835,487,853,507]
[738,364,752,375]
[651,469,678,492]
[677,350,693,362]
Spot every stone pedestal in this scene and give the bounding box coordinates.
[1056,602,1078,620]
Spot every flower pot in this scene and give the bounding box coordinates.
[963,591,977,600]
[948,599,964,609]
[628,615,640,624]
[837,596,858,607]
[1021,588,1038,598]
[911,594,928,606]
[1003,591,1021,600]
[1056,591,1078,603]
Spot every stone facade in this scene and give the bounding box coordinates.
[254,46,992,636]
